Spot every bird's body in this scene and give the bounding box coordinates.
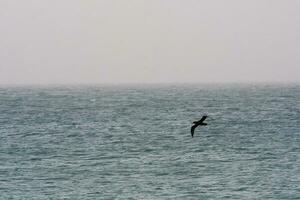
[191,116,208,137]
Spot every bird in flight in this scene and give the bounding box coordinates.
[191,116,208,137]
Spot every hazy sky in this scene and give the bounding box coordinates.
[1,0,299,84]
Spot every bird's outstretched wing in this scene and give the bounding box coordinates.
[191,124,198,137]
[198,115,207,123]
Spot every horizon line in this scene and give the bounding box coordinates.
[0,81,299,88]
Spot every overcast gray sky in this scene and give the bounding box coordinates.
[1,0,299,85]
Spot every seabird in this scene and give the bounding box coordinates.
[191,116,208,137]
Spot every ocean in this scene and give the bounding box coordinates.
[0,84,299,199]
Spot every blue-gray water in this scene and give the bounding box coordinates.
[0,84,299,199]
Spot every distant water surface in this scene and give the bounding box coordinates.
[0,84,299,199]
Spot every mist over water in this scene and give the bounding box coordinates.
[0,84,299,199]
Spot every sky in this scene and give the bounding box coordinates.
[0,0,299,85]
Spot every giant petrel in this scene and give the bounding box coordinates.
[191,116,208,137]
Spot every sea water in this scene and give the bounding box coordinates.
[0,84,299,199]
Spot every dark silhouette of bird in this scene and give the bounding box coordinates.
[191,116,208,137]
